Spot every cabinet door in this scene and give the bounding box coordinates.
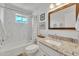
[38,42,64,56]
[34,49,49,56]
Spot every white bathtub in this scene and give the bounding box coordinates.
[0,41,33,56]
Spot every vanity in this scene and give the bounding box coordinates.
[37,37,64,56]
[37,35,79,56]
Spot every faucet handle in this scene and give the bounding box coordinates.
[2,39,4,42]
[72,52,75,56]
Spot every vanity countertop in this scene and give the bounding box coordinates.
[37,37,79,56]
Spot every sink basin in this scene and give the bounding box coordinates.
[45,40,62,46]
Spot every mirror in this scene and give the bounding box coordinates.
[48,3,76,30]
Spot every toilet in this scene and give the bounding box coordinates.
[25,44,39,56]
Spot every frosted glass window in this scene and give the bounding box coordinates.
[22,18,27,22]
[16,15,29,23]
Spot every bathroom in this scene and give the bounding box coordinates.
[0,3,79,56]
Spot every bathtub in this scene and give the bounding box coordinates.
[0,41,34,56]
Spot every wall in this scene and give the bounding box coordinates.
[33,4,79,40]
[32,4,49,40]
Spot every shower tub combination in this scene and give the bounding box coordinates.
[0,41,33,56]
[0,3,33,56]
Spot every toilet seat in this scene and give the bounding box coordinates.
[25,44,39,55]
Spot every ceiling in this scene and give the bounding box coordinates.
[11,3,50,12]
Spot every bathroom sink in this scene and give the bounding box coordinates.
[45,40,62,46]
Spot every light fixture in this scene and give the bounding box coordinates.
[55,3,61,6]
[49,4,55,9]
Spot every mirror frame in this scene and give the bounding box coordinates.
[48,3,77,30]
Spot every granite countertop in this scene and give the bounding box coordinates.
[37,37,79,56]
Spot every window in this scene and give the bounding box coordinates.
[16,15,30,23]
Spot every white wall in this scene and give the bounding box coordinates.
[33,4,79,40]
[32,4,49,39]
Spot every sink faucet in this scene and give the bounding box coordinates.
[54,34,58,40]
[72,52,75,56]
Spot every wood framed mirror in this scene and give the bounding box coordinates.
[48,3,78,30]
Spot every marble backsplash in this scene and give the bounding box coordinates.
[47,35,79,44]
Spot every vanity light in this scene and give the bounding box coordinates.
[49,4,55,9]
[55,3,61,6]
